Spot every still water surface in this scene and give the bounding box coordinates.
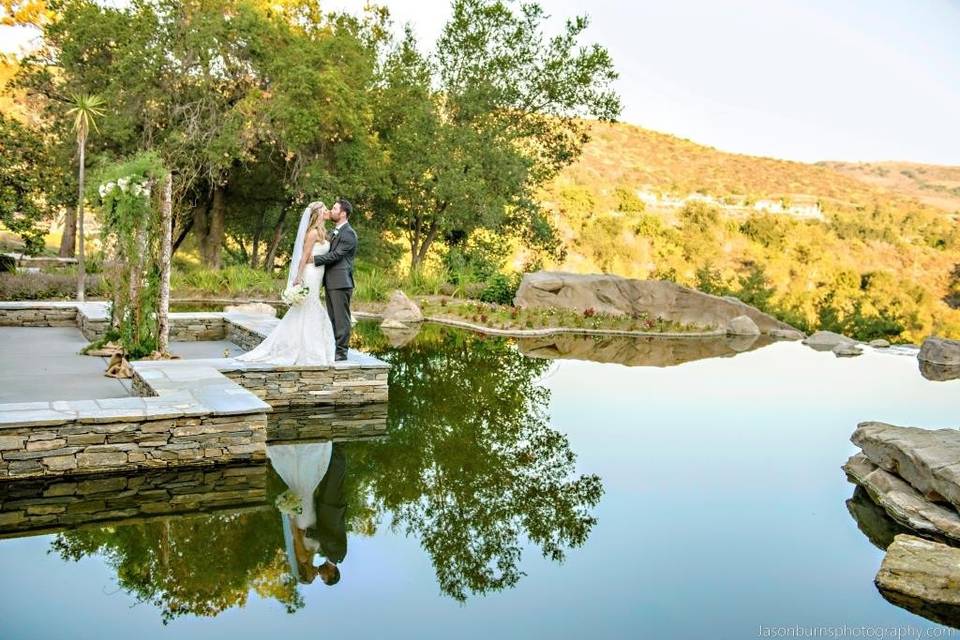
[0,324,957,639]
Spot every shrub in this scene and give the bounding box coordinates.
[0,254,15,273]
[355,268,394,302]
[0,272,105,300]
[479,272,521,305]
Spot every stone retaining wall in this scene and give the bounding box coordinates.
[0,412,267,480]
[227,367,389,407]
[170,313,227,341]
[0,306,76,328]
[0,463,267,537]
[226,319,264,351]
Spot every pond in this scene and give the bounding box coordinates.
[0,322,957,639]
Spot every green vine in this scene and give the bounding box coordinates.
[91,152,168,359]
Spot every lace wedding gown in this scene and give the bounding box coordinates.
[237,241,336,365]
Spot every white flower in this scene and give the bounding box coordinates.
[118,177,130,192]
[106,181,116,192]
[98,184,107,198]
[131,184,143,197]
[142,187,151,198]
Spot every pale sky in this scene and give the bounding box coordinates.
[3,0,958,164]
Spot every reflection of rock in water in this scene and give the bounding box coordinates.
[0,464,268,538]
[267,404,388,444]
[846,485,912,550]
[380,323,421,348]
[919,360,960,382]
[876,535,960,629]
[517,334,774,367]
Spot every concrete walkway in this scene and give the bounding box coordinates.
[0,327,130,403]
[0,327,247,403]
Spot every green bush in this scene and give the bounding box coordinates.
[354,268,395,302]
[479,272,522,305]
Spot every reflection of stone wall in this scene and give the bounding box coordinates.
[0,464,268,538]
[268,404,389,443]
[518,334,774,367]
[0,414,267,480]
[229,368,389,407]
[0,306,76,328]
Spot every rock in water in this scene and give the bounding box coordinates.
[851,421,960,512]
[381,290,423,324]
[801,330,855,351]
[726,315,760,336]
[512,271,797,334]
[833,342,863,357]
[919,336,960,366]
[843,453,960,543]
[875,534,960,628]
[770,328,805,340]
[869,338,891,348]
[919,360,960,382]
[846,485,912,551]
[225,302,277,317]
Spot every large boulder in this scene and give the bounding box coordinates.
[851,421,960,512]
[381,290,423,324]
[512,271,796,334]
[726,315,760,336]
[843,453,960,543]
[875,535,960,628]
[801,330,855,351]
[224,302,277,317]
[919,336,960,366]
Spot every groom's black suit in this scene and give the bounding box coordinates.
[306,444,347,564]
[313,222,357,360]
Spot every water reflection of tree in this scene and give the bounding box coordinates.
[51,497,301,623]
[351,323,603,601]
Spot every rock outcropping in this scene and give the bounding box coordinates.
[513,271,796,334]
[381,290,423,324]
[875,535,960,628]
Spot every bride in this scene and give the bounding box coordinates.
[236,202,336,365]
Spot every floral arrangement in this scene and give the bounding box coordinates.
[281,282,311,305]
[98,174,152,200]
[275,489,304,516]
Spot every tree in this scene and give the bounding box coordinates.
[65,92,104,300]
[0,113,50,253]
[372,0,621,272]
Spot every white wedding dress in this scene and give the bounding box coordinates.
[270,441,333,576]
[236,240,336,365]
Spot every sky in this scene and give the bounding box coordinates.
[2,0,958,165]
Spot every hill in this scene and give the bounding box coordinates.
[820,161,960,216]
[527,121,960,342]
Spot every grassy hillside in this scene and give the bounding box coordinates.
[532,121,960,342]
[820,161,960,216]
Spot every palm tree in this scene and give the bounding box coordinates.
[66,93,106,301]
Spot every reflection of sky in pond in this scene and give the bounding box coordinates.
[0,337,957,639]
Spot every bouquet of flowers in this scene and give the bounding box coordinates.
[281,283,310,306]
[275,489,303,516]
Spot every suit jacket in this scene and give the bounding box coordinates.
[313,223,357,290]
[306,444,347,564]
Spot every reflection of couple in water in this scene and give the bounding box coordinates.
[268,441,346,586]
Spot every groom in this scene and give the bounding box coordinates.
[314,198,357,361]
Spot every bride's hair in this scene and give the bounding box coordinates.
[309,207,327,243]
